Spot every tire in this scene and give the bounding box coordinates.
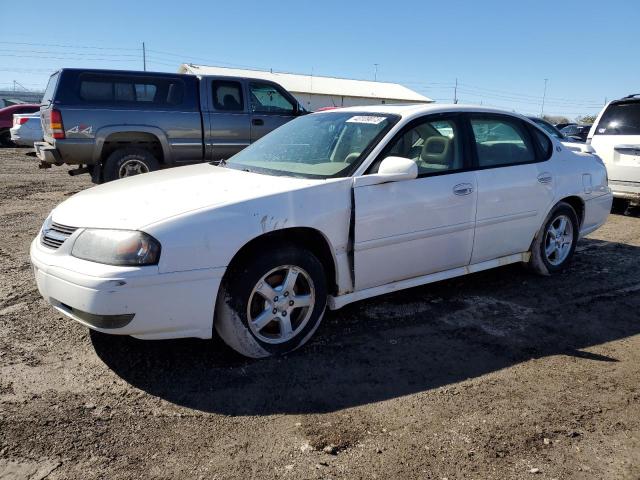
[0,130,14,148]
[102,147,159,182]
[528,202,579,275]
[611,198,628,215]
[215,245,327,358]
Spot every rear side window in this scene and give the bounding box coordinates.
[42,72,60,105]
[471,117,536,167]
[595,102,640,135]
[212,81,244,111]
[78,75,184,106]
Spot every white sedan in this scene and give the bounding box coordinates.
[31,105,612,358]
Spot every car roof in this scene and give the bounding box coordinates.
[314,103,530,121]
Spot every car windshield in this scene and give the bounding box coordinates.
[224,111,399,179]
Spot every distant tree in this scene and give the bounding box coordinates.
[542,114,569,125]
[575,114,597,125]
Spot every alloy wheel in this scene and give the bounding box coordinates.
[247,265,315,344]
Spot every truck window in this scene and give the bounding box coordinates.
[212,81,244,111]
[249,82,294,114]
[42,72,60,105]
[78,75,183,106]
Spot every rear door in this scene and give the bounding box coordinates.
[248,81,298,142]
[468,114,555,263]
[203,77,251,162]
[589,100,640,185]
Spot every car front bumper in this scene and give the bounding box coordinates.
[30,238,225,340]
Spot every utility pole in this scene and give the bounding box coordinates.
[540,78,548,116]
[453,78,458,104]
[373,64,379,82]
[142,42,147,71]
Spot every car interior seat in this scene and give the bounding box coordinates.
[418,136,453,171]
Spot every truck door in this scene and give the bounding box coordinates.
[204,77,251,162]
[248,81,299,142]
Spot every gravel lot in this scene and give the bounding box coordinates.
[1,147,639,480]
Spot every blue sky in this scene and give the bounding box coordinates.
[1,0,637,119]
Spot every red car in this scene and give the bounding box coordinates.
[0,104,40,146]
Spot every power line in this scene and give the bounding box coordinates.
[0,40,138,51]
[0,48,140,57]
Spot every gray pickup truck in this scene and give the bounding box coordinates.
[35,68,306,182]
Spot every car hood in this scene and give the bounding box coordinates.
[51,164,321,230]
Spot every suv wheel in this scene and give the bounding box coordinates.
[103,148,159,182]
[215,245,327,358]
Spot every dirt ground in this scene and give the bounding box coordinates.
[0,147,639,480]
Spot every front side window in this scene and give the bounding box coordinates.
[212,81,244,111]
[471,117,536,167]
[595,101,640,135]
[375,117,463,175]
[225,112,398,178]
[249,82,294,114]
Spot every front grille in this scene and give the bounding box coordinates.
[41,222,78,249]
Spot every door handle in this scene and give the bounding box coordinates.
[537,172,553,184]
[453,183,473,196]
[252,118,264,126]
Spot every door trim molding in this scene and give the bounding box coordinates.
[328,252,530,310]
[475,210,538,228]
[354,221,475,252]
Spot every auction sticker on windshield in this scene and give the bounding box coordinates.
[346,116,387,125]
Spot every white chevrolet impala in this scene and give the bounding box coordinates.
[31,105,612,358]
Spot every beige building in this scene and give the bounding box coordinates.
[178,64,431,111]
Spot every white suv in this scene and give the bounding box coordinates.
[588,95,640,209]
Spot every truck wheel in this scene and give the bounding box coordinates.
[215,245,327,358]
[103,148,159,182]
[528,202,579,275]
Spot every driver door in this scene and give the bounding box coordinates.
[353,115,477,290]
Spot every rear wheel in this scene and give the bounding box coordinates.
[102,148,159,182]
[528,202,579,275]
[215,245,327,358]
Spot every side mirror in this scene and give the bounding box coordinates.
[354,156,418,187]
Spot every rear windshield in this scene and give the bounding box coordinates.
[41,72,60,105]
[595,101,640,135]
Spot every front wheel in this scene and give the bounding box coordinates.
[215,245,327,358]
[528,202,579,275]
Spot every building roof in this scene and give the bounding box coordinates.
[178,64,432,103]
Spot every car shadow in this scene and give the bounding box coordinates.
[92,237,640,415]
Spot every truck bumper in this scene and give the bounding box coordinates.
[34,141,62,164]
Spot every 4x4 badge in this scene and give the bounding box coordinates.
[65,125,93,136]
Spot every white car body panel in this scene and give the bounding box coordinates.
[30,104,612,341]
[354,171,477,290]
[10,112,42,147]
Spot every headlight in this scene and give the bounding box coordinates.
[71,229,161,266]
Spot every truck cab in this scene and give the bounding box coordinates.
[36,68,305,182]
